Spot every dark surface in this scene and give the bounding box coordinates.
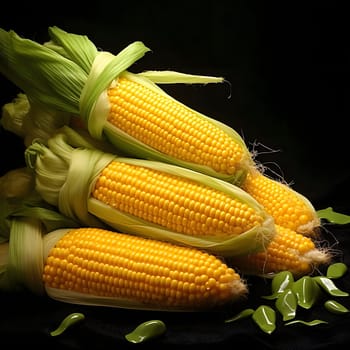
[1,1,350,348]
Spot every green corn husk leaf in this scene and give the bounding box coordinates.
[0,166,79,243]
[0,28,85,113]
[0,26,252,184]
[0,218,70,294]
[316,207,350,225]
[1,92,30,137]
[25,127,275,257]
[1,217,44,294]
[1,92,73,147]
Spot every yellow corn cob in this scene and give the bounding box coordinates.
[230,224,330,278]
[24,128,275,257]
[0,217,247,311]
[105,74,251,178]
[93,160,263,237]
[241,169,320,235]
[43,227,247,310]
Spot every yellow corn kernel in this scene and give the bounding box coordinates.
[43,227,247,310]
[92,160,264,237]
[230,225,330,277]
[107,77,248,176]
[241,169,320,235]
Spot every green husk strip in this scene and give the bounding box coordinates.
[1,92,29,137]
[45,26,98,73]
[0,167,79,242]
[138,70,224,84]
[317,207,350,225]
[45,286,198,312]
[7,217,44,294]
[1,92,72,147]
[0,167,35,200]
[0,243,10,289]
[80,42,150,139]
[0,28,85,113]
[25,128,275,257]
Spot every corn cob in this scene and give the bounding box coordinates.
[0,26,253,184]
[241,169,320,235]
[0,217,247,311]
[24,127,275,257]
[229,224,330,278]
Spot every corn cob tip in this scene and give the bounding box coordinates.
[228,225,332,278]
[297,218,322,237]
[303,247,331,266]
[241,169,321,236]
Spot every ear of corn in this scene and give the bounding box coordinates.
[0,215,248,311]
[101,70,252,184]
[24,127,275,257]
[0,26,253,185]
[241,169,320,235]
[229,224,330,278]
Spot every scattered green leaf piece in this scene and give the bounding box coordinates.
[50,312,85,336]
[326,262,348,279]
[313,276,349,297]
[285,319,328,327]
[292,276,321,309]
[324,300,350,314]
[275,289,297,321]
[252,305,276,334]
[125,320,166,343]
[316,207,350,225]
[224,308,255,323]
[262,271,294,300]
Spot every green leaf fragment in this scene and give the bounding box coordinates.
[50,312,85,336]
[275,289,297,321]
[285,319,328,327]
[324,300,350,314]
[313,276,349,297]
[291,276,321,309]
[262,271,294,300]
[125,320,166,343]
[252,305,276,334]
[224,308,255,323]
[326,262,348,279]
[316,207,350,225]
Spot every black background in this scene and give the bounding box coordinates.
[1,1,350,348]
